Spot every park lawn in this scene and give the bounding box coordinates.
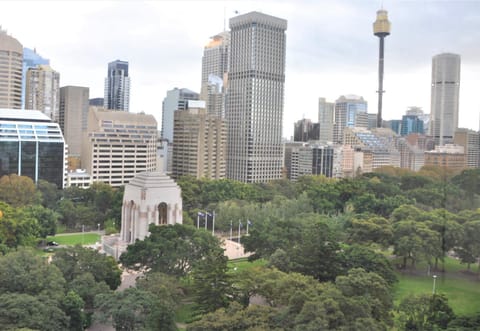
[228,257,266,273]
[46,233,100,246]
[394,272,480,316]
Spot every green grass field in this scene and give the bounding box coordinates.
[394,257,480,316]
[227,257,266,273]
[46,233,100,246]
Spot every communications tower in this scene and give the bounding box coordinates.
[373,9,391,128]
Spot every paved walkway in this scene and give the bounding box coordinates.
[222,238,251,260]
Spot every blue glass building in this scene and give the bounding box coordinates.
[0,109,65,188]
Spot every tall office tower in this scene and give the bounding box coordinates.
[0,29,23,109]
[318,97,334,142]
[454,128,480,168]
[82,108,157,187]
[25,65,60,121]
[59,86,89,160]
[200,32,229,118]
[406,106,430,133]
[22,48,49,108]
[172,105,227,179]
[430,53,461,145]
[400,114,424,136]
[333,95,368,144]
[226,12,287,183]
[0,109,65,188]
[294,118,319,142]
[161,87,199,142]
[104,60,130,111]
[373,9,391,128]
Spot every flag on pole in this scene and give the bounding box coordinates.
[197,212,205,217]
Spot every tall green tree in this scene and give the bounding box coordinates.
[52,245,122,290]
[120,224,223,277]
[0,174,41,207]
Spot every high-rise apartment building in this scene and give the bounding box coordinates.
[22,48,49,108]
[172,106,227,179]
[226,11,287,183]
[104,60,130,111]
[200,32,229,118]
[25,65,60,121]
[430,53,460,145]
[333,95,368,144]
[82,108,157,187]
[318,97,334,143]
[161,88,199,143]
[0,109,65,188]
[0,29,23,109]
[59,86,89,159]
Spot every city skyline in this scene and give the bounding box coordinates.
[1,1,479,138]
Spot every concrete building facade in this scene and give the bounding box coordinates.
[25,64,60,121]
[430,53,461,145]
[454,128,480,168]
[161,88,199,143]
[318,97,334,142]
[200,32,229,118]
[82,108,157,187]
[172,106,227,179]
[424,144,466,172]
[59,86,89,159]
[226,11,287,183]
[0,29,23,109]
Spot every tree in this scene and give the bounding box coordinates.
[0,293,69,331]
[347,216,393,248]
[0,249,70,331]
[52,245,122,290]
[0,174,41,207]
[95,287,177,331]
[25,204,59,237]
[120,223,223,277]
[397,293,455,331]
[191,249,231,315]
[0,202,40,248]
[335,268,394,328]
[343,245,397,286]
[289,220,344,281]
[63,290,87,331]
[37,179,61,209]
[457,221,480,271]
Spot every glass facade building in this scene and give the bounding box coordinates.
[0,109,65,187]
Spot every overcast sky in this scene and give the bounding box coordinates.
[1,0,479,138]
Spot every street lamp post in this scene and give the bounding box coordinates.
[432,275,437,294]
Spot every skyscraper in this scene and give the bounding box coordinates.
[333,95,368,144]
[430,53,461,145]
[0,28,23,109]
[104,60,130,111]
[161,88,199,142]
[200,32,229,118]
[226,11,287,183]
[59,86,89,158]
[22,48,49,109]
[318,97,334,142]
[25,65,60,121]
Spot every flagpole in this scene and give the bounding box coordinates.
[246,219,249,235]
[212,211,215,236]
[230,220,233,241]
[197,214,199,229]
[205,211,208,230]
